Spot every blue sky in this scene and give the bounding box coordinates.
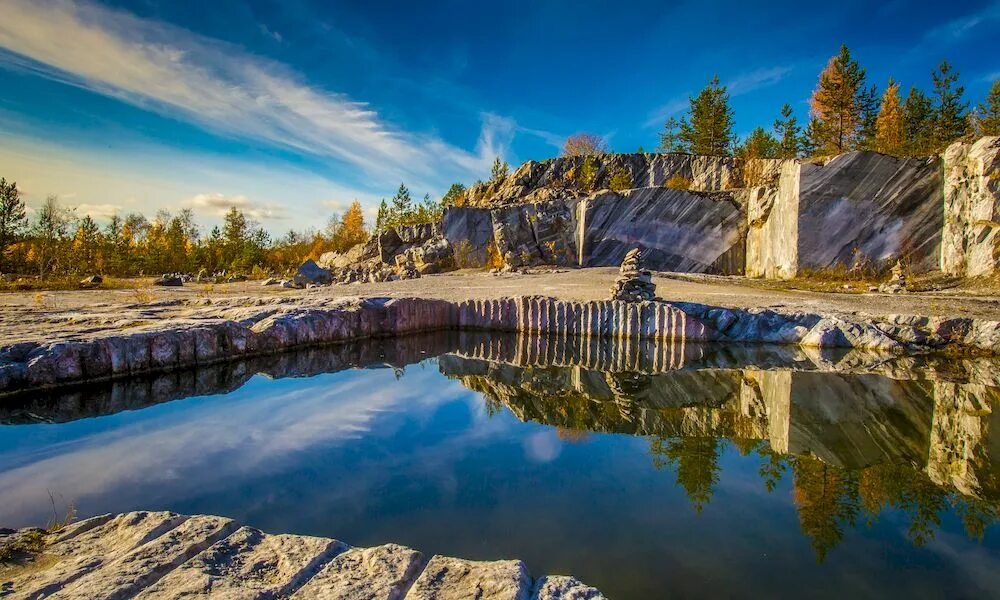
[1,0,998,232]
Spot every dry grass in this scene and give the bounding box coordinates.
[0,276,153,294]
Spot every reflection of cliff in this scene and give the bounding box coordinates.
[442,353,999,560]
[439,354,998,503]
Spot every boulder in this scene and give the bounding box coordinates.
[293,259,333,286]
[261,278,280,286]
[153,275,183,287]
[442,207,494,268]
[318,244,363,270]
[79,275,103,287]
[492,199,577,267]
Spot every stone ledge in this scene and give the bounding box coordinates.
[3,295,999,395]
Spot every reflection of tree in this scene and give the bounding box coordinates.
[650,436,721,513]
[954,496,998,541]
[792,455,860,562]
[858,464,946,546]
[756,443,790,493]
[555,427,590,443]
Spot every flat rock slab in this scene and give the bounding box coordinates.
[135,526,344,599]
[290,543,424,600]
[405,555,531,600]
[55,515,238,599]
[3,511,604,599]
[5,511,189,599]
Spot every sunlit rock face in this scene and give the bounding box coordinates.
[744,161,799,279]
[490,199,579,267]
[796,152,944,273]
[942,137,1000,277]
[464,153,742,207]
[579,188,745,274]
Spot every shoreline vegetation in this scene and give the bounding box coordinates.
[0,45,997,288]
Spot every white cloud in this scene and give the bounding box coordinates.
[644,97,688,129]
[727,66,793,97]
[75,203,122,220]
[184,192,286,221]
[0,0,508,191]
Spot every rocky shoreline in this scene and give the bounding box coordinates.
[1,511,604,599]
[4,293,1000,395]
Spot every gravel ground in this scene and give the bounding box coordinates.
[2,268,1000,346]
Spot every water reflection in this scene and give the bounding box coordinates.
[0,332,997,596]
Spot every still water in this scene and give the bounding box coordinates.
[1,333,997,598]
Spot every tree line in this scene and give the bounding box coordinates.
[0,180,371,278]
[557,45,999,161]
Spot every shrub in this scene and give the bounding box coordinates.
[664,175,693,191]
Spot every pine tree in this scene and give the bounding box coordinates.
[974,80,1000,136]
[73,215,104,273]
[636,145,646,154]
[657,116,684,153]
[390,183,412,227]
[679,75,735,156]
[31,195,74,276]
[773,104,804,159]
[375,199,389,231]
[874,79,905,155]
[856,85,881,151]
[441,183,466,208]
[808,45,870,155]
[0,178,26,266]
[931,61,969,150]
[490,156,509,182]
[737,127,780,160]
[903,87,935,156]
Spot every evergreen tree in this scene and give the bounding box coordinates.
[375,199,389,231]
[0,178,27,267]
[974,80,1000,136]
[657,116,684,153]
[808,45,870,155]
[931,61,969,150]
[490,156,509,182]
[737,127,780,160]
[875,79,905,155]
[73,215,103,273]
[441,183,466,208]
[903,87,936,156]
[679,76,735,156]
[390,183,412,224]
[636,145,646,154]
[773,103,804,159]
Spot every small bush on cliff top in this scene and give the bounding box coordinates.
[664,175,692,191]
[608,167,632,192]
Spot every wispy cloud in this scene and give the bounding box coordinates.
[923,2,1000,42]
[0,0,509,191]
[643,97,688,129]
[184,192,286,221]
[727,66,793,96]
[643,66,793,129]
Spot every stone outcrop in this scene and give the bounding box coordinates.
[2,511,605,599]
[579,187,745,273]
[492,199,578,267]
[941,136,1000,277]
[7,294,1000,395]
[464,153,742,207]
[744,160,799,279]
[293,259,333,286]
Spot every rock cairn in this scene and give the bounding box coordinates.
[878,260,907,294]
[609,248,656,302]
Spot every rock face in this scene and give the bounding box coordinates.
[443,206,495,267]
[609,248,656,301]
[579,187,745,273]
[942,136,1000,277]
[3,511,604,599]
[464,153,741,207]
[796,152,943,274]
[492,200,578,267]
[745,160,799,279]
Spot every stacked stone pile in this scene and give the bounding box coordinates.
[878,260,907,294]
[609,248,656,301]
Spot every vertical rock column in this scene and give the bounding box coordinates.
[745,160,799,279]
[942,137,1000,277]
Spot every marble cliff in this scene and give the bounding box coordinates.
[325,136,1000,281]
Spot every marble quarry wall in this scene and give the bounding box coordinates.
[942,136,1000,277]
[437,138,998,279]
[578,188,746,274]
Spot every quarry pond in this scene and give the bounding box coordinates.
[1,333,998,598]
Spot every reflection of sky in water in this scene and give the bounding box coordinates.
[0,359,998,599]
